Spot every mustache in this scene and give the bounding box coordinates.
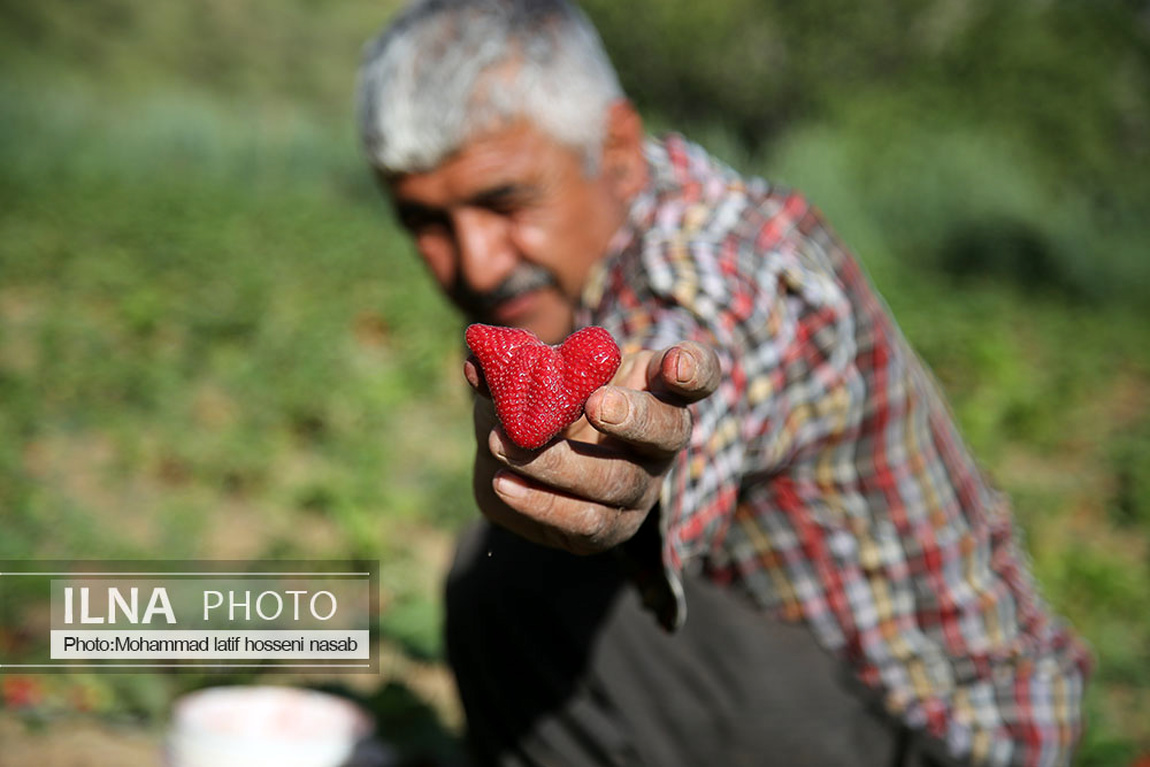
[452,265,559,317]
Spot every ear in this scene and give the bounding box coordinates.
[600,100,647,202]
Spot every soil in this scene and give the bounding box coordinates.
[0,713,163,767]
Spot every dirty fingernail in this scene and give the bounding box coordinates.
[489,430,507,458]
[598,389,629,425]
[675,348,696,384]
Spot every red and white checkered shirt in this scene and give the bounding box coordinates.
[576,134,1093,767]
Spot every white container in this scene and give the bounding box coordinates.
[167,685,374,767]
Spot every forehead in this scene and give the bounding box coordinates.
[385,120,586,205]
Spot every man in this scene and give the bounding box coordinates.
[356,1,1093,765]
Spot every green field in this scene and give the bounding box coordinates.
[1,1,1148,763]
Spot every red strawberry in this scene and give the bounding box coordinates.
[466,324,622,449]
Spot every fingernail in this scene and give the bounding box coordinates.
[492,430,535,465]
[675,348,696,384]
[495,472,527,498]
[489,430,507,459]
[597,389,629,425]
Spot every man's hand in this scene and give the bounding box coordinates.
[466,341,721,555]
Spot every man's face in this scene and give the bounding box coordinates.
[385,119,635,345]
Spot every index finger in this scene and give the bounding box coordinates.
[584,385,693,456]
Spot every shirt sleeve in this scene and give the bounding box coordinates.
[604,298,756,630]
[588,197,861,630]
[584,238,781,628]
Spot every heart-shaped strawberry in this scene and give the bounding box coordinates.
[465,324,622,450]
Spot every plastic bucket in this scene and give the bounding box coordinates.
[166,685,374,767]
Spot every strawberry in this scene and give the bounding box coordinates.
[465,324,622,449]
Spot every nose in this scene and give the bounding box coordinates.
[453,207,518,296]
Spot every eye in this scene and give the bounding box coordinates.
[396,205,449,235]
[474,184,536,218]
[484,199,518,218]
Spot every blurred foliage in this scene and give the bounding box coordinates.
[588,0,1150,175]
[589,0,1150,309]
[0,0,1148,762]
[0,0,403,114]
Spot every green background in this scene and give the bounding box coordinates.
[0,0,1147,763]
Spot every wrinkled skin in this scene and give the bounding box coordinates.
[468,340,721,555]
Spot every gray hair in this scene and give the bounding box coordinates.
[357,0,624,175]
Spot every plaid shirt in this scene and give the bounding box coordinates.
[576,135,1092,767]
